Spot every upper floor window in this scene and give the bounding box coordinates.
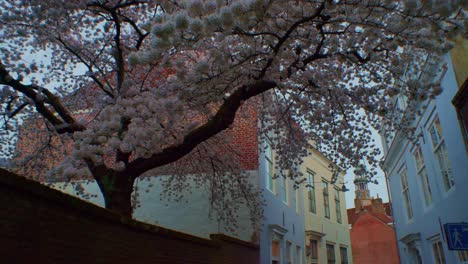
[293,184,300,213]
[428,117,455,191]
[413,147,433,206]
[307,170,316,213]
[400,168,413,220]
[265,140,275,193]
[281,175,288,204]
[323,180,330,219]
[334,188,342,224]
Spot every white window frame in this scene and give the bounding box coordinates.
[413,146,433,206]
[265,139,276,193]
[399,168,413,220]
[307,170,316,213]
[334,187,342,224]
[295,186,300,213]
[428,116,455,191]
[281,175,288,205]
[323,180,330,219]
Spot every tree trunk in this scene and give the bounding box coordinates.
[102,189,133,217]
[95,171,135,217]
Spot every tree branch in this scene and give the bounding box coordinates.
[128,80,277,176]
[0,62,85,134]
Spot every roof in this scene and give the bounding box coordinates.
[347,202,393,226]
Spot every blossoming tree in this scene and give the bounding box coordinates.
[0,0,464,218]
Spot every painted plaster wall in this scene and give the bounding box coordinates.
[258,144,306,264]
[300,149,352,264]
[51,172,257,242]
[383,54,468,264]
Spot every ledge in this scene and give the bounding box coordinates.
[210,233,259,249]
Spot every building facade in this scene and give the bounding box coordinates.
[381,41,468,264]
[347,173,399,264]
[259,138,306,264]
[300,148,352,264]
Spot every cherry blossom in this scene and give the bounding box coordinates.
[0,0,464,229]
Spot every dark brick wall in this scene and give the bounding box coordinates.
[0,168,259,264]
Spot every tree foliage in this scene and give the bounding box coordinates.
[0,0,464,222]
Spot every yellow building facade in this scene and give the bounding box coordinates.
[299,147,352,264]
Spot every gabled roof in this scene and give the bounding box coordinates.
[347,202,393,226]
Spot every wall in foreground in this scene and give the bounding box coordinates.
[0,168,258,264]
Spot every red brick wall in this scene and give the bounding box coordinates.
[228,100,259,170]
[0,168,259,264]
[350,213,399,264]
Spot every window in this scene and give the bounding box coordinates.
[458,250,468,262]
[413,147,433,206]
[400,169,413,220]
[310,239,318,263]
[281,176,288,204]
[428,117,455,191]
[286,241,293,264]
[323,181,330,219]
[296,246,302,264]
[307,170,316,213]
[326,243,336,264]
[339,247,348,264]
[295,186,300,213]
[292,184,297,212]
[432,240,446,264]
[265,140,275,193]
[334,188,342,223]
[271,240,280,264]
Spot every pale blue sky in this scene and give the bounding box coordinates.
[343,128,390,209]
[344,168,390,209]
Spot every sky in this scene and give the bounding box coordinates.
[343,127,390,209]
[344,168,390,209]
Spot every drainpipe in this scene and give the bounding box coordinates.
[384,170,403,264]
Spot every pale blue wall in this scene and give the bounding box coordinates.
[258,147,306,264]
[384,55,468,264]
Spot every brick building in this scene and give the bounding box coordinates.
[347,173,399,264]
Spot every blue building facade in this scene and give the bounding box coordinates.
[259,139,306,264]
[382,53,468,263]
